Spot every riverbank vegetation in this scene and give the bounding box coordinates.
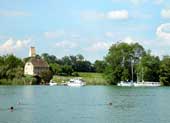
[103,42,170,85]
[1,42,170,85]
[52,72,107,85]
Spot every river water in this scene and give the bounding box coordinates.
[0,86,170,123]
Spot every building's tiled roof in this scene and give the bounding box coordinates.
[28,57,49,68]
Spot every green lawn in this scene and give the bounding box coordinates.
[52,72,108,85]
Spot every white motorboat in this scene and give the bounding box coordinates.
[134,81,161,87]
[67,78,86,87]
[49,80,57,86]
[117,81,134,87]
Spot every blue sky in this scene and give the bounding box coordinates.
[0,0,170,62]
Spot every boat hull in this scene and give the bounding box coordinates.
[49,83,57,86]
[67,83,85,87]
[67,78,86,87]
[117,81,161,87]
[134,82,161,87]
[117,81,134,87]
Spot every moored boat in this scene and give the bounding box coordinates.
[117,81,134,87]
[134,81,161,87]
[49,80,57,86]
[67,78,86,87]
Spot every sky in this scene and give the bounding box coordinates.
[0,0,170,62]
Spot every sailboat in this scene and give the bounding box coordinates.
[133,68,161,87]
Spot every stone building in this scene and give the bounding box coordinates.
[24,47,49,76]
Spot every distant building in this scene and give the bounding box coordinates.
[29,46,36,57]
[24,47,49,76]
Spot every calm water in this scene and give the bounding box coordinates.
[0,86,170,123]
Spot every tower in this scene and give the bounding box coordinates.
[29,46,36,57]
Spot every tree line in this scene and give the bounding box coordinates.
[1,42,170,85]
[40,53,97,76]
[104,42,170,85]
[0,53,103,84]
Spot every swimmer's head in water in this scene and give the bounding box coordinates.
[10,106,14,110]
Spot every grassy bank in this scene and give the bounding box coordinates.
[52,72,108,85]
[0,72,108,85]
[0,76,37,85]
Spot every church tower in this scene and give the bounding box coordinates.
[29,46,36,57]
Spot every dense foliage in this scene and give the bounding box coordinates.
[136,51,160,82]
[104,42,145,84]
[40,70,53,83]
[0,55,36,85]
[0,55,24,80]
[41,53,95,75]
[160,56,170,85]
[0,53,97,85]
[104,42,170,85]
[94,60,106,73]
[1,42,170,85]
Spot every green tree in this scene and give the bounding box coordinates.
[49,63,61,75]
[0,54,24,80]
[61,56,72,65]
[74,60,94,72]
[160,56,170,85]
[76,54,84,61]
[94,60,106,73]
[104,42,145,84]
[40,70,53,83]
[136,51,160,82]
[60,65,73,76]
[41,53,59,64]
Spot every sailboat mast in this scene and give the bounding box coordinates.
[142,67,144,82]
[131,57,133,82]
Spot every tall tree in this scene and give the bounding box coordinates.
[61,56,72,65]
[94,60,106,73]
[160,56,170,85]
[104,42,145,84]
[0,54,24,80]
[136,51,160,82]
[41,53,57,64]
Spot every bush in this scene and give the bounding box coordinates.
[40,70,53,84]
[24,75,38,85]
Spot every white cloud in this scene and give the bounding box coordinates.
[161,9,170,19]
[0,38,31,55]
[86,41,111,52]
[55,40,77,49]
[107,10,129,20]
[44,31,64,39]
[122,37,136,44]
[156,23,170,40]
[81,10,129,21]
[0,10,30,17]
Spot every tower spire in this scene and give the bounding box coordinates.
[29,46,36,57]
